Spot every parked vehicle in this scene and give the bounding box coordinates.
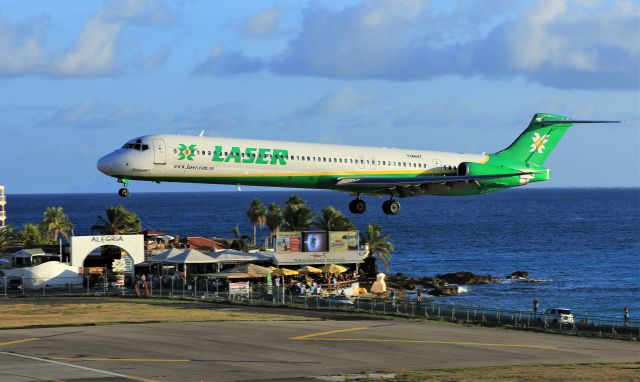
[544,308,574,324]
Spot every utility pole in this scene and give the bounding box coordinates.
[0,185,6,228]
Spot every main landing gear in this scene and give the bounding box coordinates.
[349,197,366,214]
[382,199,401,215]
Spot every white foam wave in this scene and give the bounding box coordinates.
[457,286,469,293]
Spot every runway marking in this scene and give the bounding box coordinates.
[52,357,191,363]
[304,338,556,349]
[289,326,369,340]
[0,337,40,347]
[0,352,158,382]
[0,371,64,382]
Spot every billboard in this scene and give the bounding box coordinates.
[328,231,360,251]
[303,231,328,252]
[275,232,302,252]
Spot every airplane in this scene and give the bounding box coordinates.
[97,113,622,215]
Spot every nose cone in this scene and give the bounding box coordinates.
[97,153,116,175]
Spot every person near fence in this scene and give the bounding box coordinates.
[390,289,397,308]
[533,298,539,316]
[624,307,630,326]
[416,289,423,307]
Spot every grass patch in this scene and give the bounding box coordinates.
[365,363,640,382]
[0,298,316,329]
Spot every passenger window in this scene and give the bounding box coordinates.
[142,145,149,151]
[133,144,141,150]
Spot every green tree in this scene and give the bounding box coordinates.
[246,198,267,245]
[314,206,357,231]
[21,223,44,247]
[283,195,314,231]
[362,224,394,272]
[91,205,141,235]
[0,226,23,253]
[229,225,251,252]
[265,203,284,236]
[40,207,74,243]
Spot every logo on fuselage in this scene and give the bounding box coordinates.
[178,144,196,160]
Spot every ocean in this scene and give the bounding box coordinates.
[5,188,640,318]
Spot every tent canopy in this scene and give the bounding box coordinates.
[210,249,274,264]
[148,248,183,263]
[163,249,217,264]
[297,265,322,274]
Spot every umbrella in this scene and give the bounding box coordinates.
[163,249,218,264]
[205,263,271,279]
[321,264,348,274]
[273,268,299,276]
[297,265,322,274]
[148,248,183,263]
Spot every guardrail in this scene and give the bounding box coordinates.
[1,276,637,341]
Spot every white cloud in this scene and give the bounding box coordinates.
[202,0,640,90]
[38,99,149,129]
[299,88,373,116]
[241,6,284,38]
[0,0,176,78]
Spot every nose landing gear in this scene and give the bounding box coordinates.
[117,178,130,198]
[382,199,401,215]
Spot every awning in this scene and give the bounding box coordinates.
[272,251,365,266]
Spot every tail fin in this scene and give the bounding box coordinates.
[489,113,623,169]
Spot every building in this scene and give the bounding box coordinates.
[0,185,6,228]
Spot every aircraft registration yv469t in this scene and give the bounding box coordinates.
[97,113,622,215]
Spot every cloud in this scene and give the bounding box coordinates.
[38,99,149,129]
[0,0,177,78]
[241,6,284,38]
[192,44,265,75]
[138,45,172,70]
[298,88,373,116]
[171,102,250,134]
[199,0,639,90]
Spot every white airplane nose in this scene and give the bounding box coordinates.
[97,154,115,175]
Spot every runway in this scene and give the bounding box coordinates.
[0,310,638,381]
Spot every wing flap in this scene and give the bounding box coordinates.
[336,172,531,188]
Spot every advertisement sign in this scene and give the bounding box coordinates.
[229,281,250,295]
[303,231,328,252]
[115,274,125,287]
[276,232,302,252]
[329,231,359,251]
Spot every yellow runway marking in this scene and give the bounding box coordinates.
[0,371,64,382]
[0,337,40,346]
[304,338,556,349]
[290,326,369,340]
[52,357,191,363]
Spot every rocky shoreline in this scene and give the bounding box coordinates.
[384,270,544,296]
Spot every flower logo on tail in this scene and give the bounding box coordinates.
[530,132,549,154]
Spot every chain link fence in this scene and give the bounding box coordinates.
[2,275,637,341]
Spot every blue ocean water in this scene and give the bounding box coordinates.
[5,188,640,317]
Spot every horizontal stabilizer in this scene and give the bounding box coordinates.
[537,120,625,126]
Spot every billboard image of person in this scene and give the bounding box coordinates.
[303,232,328,252]
[276,232,302,252]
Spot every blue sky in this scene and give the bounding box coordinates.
[0,0,638,194]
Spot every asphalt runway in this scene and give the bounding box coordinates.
[0,308,638,382]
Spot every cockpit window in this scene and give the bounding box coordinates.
[122,139,149,151]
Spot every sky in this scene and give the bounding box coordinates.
[0,0,638,194]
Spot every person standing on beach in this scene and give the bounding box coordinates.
[390,289,397,308]
[624,307,630,326]
[416,290,423,308]
[533,298,539,316]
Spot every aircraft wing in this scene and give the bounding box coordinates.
[335,172,530,191]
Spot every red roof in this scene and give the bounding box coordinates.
[187,237,225,251]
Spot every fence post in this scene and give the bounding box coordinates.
[42,278,45,296]
[85,276,90,295]
[205,278,209,299]
[22,277,25,296]
[3,277,7,298]
[149,276,153,297]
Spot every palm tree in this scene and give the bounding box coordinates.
[21,223,44,247]
[246,198,267,245]
[362,224,394,272]
[0,225,23,253]
[40,207,74,243]
[266,203,284,236]
[284,195,314,231]
[314,206,357,231]
[91,205,141,235]
[230,225,251,252]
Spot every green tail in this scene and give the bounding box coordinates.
[488,113,574,170]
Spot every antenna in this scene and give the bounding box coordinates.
[198,130,205,137]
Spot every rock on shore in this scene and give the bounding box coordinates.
[384,271,502,297]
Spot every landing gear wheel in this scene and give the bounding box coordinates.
[349,199,366,214]
[382,200,401,215]
[118,187,129,198]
